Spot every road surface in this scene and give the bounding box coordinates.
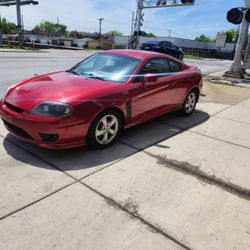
[0,49,232,98]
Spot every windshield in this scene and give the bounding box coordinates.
[71,53,141,83]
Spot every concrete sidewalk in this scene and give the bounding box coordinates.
[0,82,250,249]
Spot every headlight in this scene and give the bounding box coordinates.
[30,101,74,117]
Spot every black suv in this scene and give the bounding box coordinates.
[140,40,184,60]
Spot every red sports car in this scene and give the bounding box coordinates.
[0,50,202,149]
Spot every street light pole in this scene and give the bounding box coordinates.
[0,1,39,47]
[225,0,250,78]
[98,18,103,49]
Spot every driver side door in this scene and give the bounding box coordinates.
[130,57,177,121]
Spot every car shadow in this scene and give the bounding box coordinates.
[3,109,210,178]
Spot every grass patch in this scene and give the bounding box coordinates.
[184,54,202,60]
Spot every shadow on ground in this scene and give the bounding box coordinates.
[3,110,209,176]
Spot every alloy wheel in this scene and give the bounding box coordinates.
[95,115,119,145]
[185,92,196,114]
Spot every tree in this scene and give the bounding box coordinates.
[145,32,156,37]
[108,30,123,36]
[194,34,214,42]
[224,28,239,43]
[0,17,16,34]
[33,20,68,37]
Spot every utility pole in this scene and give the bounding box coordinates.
[0,7,3,45]
[21,14,24,30]
[167,29,172,37]
[98,17,103,49]
[57,17,60,38]
[16,0,23,47]
[129,11,135,48]
[134,0,143,49]
[225,0,250,78]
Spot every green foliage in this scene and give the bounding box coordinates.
[223,28,239,43]
[194,34,214,42]
[184,54,202,60]
[0,17,16,34]
[145,32,156,37]
[33,20,68,36]
[194,29,239,44]
[108,30,123,36]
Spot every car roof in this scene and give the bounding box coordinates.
[144,40,163,44]
[100,49,171,60]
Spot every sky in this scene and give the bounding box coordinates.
[0,0,246,39]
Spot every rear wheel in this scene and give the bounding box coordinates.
[87,109,122,149]
[180,90,198,116]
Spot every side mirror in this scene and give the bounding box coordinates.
[144,73,158,83]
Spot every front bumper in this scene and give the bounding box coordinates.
[0,101,88,149]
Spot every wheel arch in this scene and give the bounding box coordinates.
[88,106,126,131]
[191,87,200,101]
[185,87,200,103]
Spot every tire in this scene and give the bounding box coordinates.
[179,90,198,116]
[87,109,123,149]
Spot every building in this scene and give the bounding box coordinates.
[114,36,235,59]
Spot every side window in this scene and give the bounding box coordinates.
[165,42,172,48]
[139,58,172,76]
[172,44,178,50]
[169,60,182,72]
[133,58,182,82]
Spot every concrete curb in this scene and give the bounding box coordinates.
[203,71,250,88]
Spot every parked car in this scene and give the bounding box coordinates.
[140,40,184,60]
[0,50,202,150]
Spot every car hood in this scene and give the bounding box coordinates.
[5,71,121,111]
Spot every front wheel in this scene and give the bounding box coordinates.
[87,110,122,149]
[180,90,198,116]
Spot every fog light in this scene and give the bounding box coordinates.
[39,133,59,142]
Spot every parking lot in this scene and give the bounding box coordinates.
[0,50,250,249]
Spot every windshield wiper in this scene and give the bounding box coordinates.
[67,69,80,75]
[80,72,105,81]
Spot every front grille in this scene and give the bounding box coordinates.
[2,119,33,140]
[4,101,24,113]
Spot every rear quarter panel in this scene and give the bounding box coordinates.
[172,67,202,105]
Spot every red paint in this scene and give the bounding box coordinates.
[0,50,202,149]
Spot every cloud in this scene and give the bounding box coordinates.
[0,0,245,39]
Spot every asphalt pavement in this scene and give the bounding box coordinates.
[0,49,250,250]
[0,49,232,98]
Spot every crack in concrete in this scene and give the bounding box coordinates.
[123,199,141,218]
[144,152,250,201]
[81,181,192,250]
[0,181,77,221]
